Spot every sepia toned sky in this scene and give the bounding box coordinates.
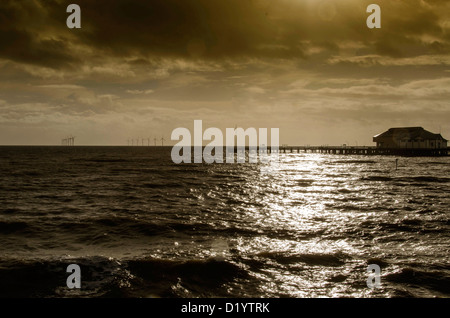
[0,0,449,145]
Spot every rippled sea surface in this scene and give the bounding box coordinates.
[0,146,449,298]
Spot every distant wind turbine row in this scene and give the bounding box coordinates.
[61,135,75,146]
[127,137,165,146]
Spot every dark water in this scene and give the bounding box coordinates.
[0,146,449,298]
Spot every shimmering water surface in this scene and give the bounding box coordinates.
[0,146,449,297]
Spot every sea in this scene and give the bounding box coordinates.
[0,146,449,298]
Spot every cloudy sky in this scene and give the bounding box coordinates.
[0,0,449,145]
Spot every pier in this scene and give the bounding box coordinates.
[273,145,449,156]
[197,146,450,156]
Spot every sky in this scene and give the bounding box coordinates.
[0,0,449,146]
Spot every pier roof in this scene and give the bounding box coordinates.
[373,127,447,141]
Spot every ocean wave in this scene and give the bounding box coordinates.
[128,258,247,283]
[255,252,348,267]
[0,255,250,298]
[0,221,30,234]
[385,267,450,295]
[334,160,377,164]
[0,256,131,298]
[294,179,314,187]
[360,176,393,182]
[141,182,183,189]
[361,175,450,183]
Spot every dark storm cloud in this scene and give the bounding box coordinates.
[0,28,77,68]
[0,1,79,68]
[0,0,308,66]
[65,0,308,59]
[368,0,449,58]
[1,0,449,69]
